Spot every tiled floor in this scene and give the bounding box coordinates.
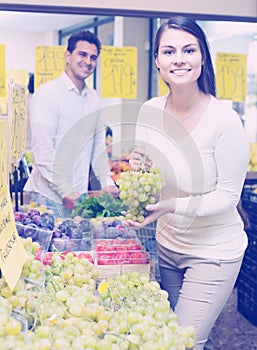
[212,288,257,350]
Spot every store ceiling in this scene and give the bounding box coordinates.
[0,11,93,32]
[0,10,256,38]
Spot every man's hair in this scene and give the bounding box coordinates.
[67,30,102,56]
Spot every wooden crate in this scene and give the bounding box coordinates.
[97,263,151,279]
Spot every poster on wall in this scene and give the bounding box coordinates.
[8,83,27,164]
[159,77,169,96]
[34,46,66,90]
[0,45,6,98]
[101,46,137,99]
[216,52,247,102]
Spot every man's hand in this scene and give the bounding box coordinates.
[62,192,80,210]
[102,185,120,197]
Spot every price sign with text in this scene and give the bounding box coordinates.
[216,52,247,102]
[101,46,137,99]
[35,46,66,90]
[0,120,28,290]
[11,85,21,163]
[20,86,26,153]
[0,44,6,98]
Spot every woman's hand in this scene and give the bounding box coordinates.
[123,199,175,228]
[129,145,152,171]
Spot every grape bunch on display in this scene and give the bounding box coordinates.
[117,167,165,222]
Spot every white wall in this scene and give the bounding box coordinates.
[0,0,256,18]
[0,29,58,72]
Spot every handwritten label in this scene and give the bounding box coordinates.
[216,52,247,102]
[0,121,28,290]
[10,85,21,163]
[20,86,26,152]
[0,45,6,98]
[8,84,27,163]
[7,69,28,87]
[35,46,66,90]
[101,46,137,98]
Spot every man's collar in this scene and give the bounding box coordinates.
[62,72,88,96]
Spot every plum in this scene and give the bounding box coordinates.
[24,223,39,240]
[22,216,33,225]
[40,212,54,230]
[52,228,62,239]
[105,227,119,239]
[27,208,40,218]
[111,219,122,227]
[78,219,92,233]
[102,221,111,229]
[31,214,42,226]
[14,211,25,222]
[69,226,83,239]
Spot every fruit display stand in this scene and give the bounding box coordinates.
[0,235,196,349]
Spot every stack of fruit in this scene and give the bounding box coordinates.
[15,208,54,256]
[0,237,195,349]
[50,218,93,252]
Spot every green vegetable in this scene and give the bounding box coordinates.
[71,192,126,219]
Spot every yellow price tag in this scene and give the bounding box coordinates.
[35,46,66,90]
[0,45,6,98]
[216,52,247,102]
[101,46,137,99]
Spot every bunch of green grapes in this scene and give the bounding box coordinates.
[117,167,165,222]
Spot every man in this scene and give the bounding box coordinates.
[24,30,117,218]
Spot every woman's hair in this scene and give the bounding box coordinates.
[67,30,102,56]
[154,16,216,96]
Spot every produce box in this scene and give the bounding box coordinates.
[91,217,137,239]
[97,262,151,279]
[50,237,92,252]
[94,238,151,278]
[16,222,53,253]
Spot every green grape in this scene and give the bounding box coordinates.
[118,167,165,222]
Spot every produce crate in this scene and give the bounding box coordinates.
[97,263,151,279]
[50,236,92,252]
[136,221,160,281]
[94,238,151,278]
[16,222,53,253]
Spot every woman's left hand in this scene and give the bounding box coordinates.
[123,199,174,228]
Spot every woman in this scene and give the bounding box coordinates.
[126,16,250,349]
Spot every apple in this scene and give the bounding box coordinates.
[112,251,130,265]
[129,252,148,264]
[77,252,94,264]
